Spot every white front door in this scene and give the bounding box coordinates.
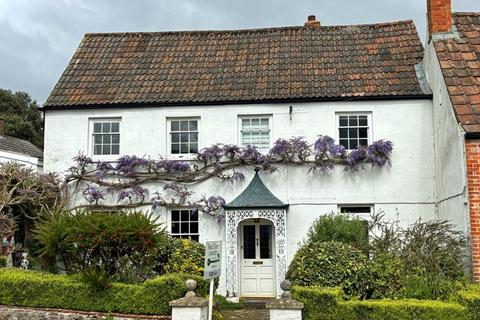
[240,220,275,297]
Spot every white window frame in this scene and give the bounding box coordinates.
[169,208,200,241]
[88,118,122,159]
[238,114,272,152]
[335,112,372,150]
[167,117,200,160]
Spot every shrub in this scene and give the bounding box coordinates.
[163,238,205,276]
[307,213,369,252]
[0,268,208,315]
[292,285,470,320]
[459,285,480,320]
[291,286,342,320]
[34,210,169,279]
[0,256,6,268]
[287,241,368,296]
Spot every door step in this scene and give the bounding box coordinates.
[241,298,274,309]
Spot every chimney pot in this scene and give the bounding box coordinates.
[305,15,321,28]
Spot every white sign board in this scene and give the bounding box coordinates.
[204,240,222,280]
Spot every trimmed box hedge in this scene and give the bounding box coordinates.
[459,285,480,320]
[292,285,472,320]
[0,269,208,315]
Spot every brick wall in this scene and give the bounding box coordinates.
[465,139,480,281]
[427,0,452,36]
[0,305,170,320]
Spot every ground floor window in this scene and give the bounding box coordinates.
[170,209,199,241]
[338,205,372,239]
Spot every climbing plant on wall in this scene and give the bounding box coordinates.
[66,135,393,219]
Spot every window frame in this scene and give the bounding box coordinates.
[169,208,200,242]
[89,118,122,159]
[338,205,373,220]
[335,112,372,151]
[237,114,273,152]
[167,117,200,159]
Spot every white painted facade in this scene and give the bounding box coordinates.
[44,98,437,297]
[0,149,43,172]
[423,39,470,235]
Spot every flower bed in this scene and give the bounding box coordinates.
[0,269,208,315]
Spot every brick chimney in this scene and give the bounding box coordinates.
[0,118,4,137]
[427,0,452,37]
[304,15,320,28]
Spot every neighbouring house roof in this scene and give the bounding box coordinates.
[0,135,43,159]
[224,169,288,210]
[434,12,480,133]
[44,20,428,109]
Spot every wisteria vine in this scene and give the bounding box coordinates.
[70,135,393,219]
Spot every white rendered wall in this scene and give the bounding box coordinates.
[423,40,470,235]
[44,99,436,295]
[0,150,43,172]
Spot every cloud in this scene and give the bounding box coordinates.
[0,0,479,104]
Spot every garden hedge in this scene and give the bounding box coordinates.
[459,285,480,320]
[0,269,208,315]
[292,285,472,320]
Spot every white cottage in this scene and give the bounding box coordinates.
[42,15,453,298]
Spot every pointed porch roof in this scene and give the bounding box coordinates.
[224,168,289,210]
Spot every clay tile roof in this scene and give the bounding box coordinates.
[434,12,480,133]
[44,20,428,108]
[0,135,43,158]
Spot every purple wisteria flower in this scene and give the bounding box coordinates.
[239,145,264,163]
[270,137,311,161]
[82,185,105,205]
[95,161,115,177]
[367,140,394,167]
[197,195,226,214]
[196,144,224,164]
[220,170,245,183]
[314,135,336,155]
[344,147,367,170]
[151,192,165,210]
[163,183,193,204]
[157,160,191,174]
[117,185,148,203]
[115,155,150,176]
[223,144,241,159]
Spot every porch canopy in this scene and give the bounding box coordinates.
[223,168,289,298]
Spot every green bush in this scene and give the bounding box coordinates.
[292,285,470,320]
[291,286,342,320]
[0,268,208,315]
[35,210,169,279]
[287,241,368,296]
[0,256,6,268]
[163,238,205,276]
[307,213,369,252]
[459,285,480,320]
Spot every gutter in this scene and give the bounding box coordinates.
[40,94,433,111]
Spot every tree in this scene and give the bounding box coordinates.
[0,89,43,147]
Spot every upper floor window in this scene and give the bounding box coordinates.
[170,209,199,241]
[91,119,120,156]
[168,118,199,155]
[337,113,371,150]
[239,115,271,150]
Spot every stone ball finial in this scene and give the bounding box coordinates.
[186,279,197,291]
[280,279,292,291]
[185,279,198,298]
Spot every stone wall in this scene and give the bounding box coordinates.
[0,306,170,320]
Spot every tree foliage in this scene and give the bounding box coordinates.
[0,89,43,147]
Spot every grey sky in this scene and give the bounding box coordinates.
[0,0,479,105]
